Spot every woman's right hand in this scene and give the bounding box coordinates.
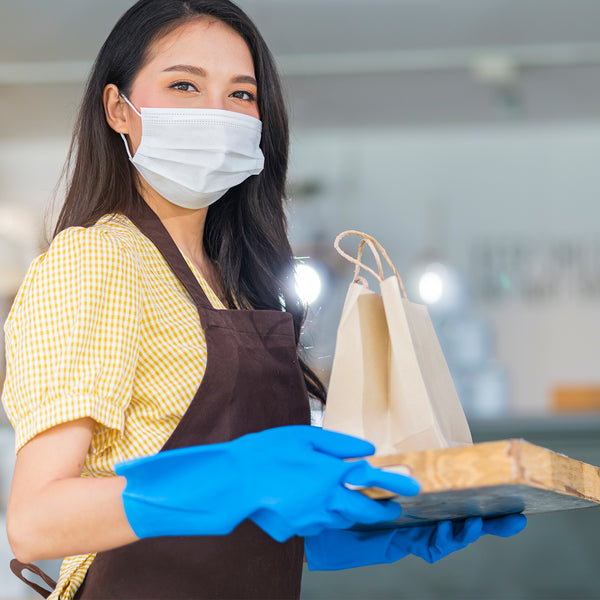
[116,425,421,542]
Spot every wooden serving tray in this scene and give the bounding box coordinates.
[358,439,600,528]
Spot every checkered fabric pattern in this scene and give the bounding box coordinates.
[2,213,226,599]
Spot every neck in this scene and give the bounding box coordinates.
[140,180,208,263]
[138,180,228,305]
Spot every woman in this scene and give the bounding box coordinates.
[2,1,526,598]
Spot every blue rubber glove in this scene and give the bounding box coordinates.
[115,425,420,542]
[304,514,527,570]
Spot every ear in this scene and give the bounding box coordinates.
[103,84,130,134]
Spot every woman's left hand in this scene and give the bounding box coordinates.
[304,513,527,571]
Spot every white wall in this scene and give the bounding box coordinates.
[0,137,70,233]
[0,137,70,409]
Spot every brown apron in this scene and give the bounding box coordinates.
[12,203,311,599]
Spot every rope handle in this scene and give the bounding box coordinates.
[333,230,407,298]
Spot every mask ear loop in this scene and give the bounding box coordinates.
[120,93,142,117]
[118,93,141,160]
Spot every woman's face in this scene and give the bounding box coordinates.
[106,17,259,154]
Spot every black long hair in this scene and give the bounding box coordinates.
[53,0,326,404]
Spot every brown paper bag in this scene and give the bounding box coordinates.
[323,231,472,455]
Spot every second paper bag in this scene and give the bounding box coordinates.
[323,231,472,455]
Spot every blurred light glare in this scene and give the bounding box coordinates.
[419,265,446,304]
[295,263,322,305]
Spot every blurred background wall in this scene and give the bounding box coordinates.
[0,1,599,598]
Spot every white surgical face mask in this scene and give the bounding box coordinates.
[120,94,265,209]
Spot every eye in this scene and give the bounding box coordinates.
[230,90,256,102]
[170,81,198,93]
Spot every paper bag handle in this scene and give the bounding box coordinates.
[334,230,408,298]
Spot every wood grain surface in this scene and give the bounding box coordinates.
[356,439,600,528]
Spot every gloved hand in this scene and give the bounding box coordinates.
[304,514,527,570]
[115,425,420,542]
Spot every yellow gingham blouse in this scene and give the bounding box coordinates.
[2,213,226,599]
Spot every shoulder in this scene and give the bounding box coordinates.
[8,215,144,323]
[33,214,146,280]
[49,214,139,261]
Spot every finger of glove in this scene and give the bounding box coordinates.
[421,519,481,564]
[390,523,436,549]
[425,521,460,563]
[344,460,421,497]
[251,500,356,539]
[305,428,376,459]
[250,508,309,543]
[296,522,344,538]
[287,502,357,533]
[482,514,527,537]
[394,521,439,564]
[389,522,439,564]
[451,517,483,544]
[330,487,403,525]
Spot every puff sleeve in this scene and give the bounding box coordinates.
[2,226,142,454]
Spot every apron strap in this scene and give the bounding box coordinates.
[10,559,57,599]
[125,202,215,311]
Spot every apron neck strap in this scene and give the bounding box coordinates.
[125,201,215,312]
[10,559,56,599]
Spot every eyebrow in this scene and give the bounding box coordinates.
[163,64,257,86]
